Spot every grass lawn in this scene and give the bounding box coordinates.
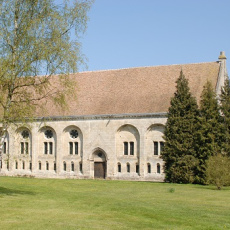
[0,177,230,230]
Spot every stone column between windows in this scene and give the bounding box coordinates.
[55,129,62,175]
[138,131,145,178]
[31,126,38,174]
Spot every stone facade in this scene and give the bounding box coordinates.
[0,52,228,181]
[1,113,166,181]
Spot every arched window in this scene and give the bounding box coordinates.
[42,128,55,155]
[3,142,6,154]
[79,162,82,173]
[46,162,49,170]
[63,162,66,171]
[147,163,151,173]
[15,161,18,169]
[136,164,139,174]
[22,161,25,170]
[20,129,30,154]
[29,162,32,171]
[127,163,130,173]
[117,163,121,173]
[71,162,74,172]
[157,163,161,174]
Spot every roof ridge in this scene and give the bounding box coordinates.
[78,61,219,74]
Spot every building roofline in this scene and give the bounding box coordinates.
[34,112,168,122]
[77,61,219,74]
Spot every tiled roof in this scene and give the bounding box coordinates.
[37,62,220,117]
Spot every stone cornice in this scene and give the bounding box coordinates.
[35,112,167,122]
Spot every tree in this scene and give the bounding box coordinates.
[206,154,230,190]
[220,78,230,156]
[195,81,224,184]
[161,70,200,183]
[0,0,93,169]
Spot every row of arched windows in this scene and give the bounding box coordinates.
[10,160,83,173]
[117,162,161,174]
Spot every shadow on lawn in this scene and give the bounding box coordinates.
[0,187,35,196]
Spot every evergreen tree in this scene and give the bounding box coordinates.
[195,81,224,184]
[161,70,200,183]
[220,78,230,156]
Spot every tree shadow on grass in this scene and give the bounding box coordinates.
[0,187,35,196]
[193,185,230,191]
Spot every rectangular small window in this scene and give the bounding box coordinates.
[22,161,25,170]
[130,142,134,155]
[21,142,24,154]
[3,142,6,154]
[79,162,82,173]
[154,142,158,155]
[39,162,41,170]
[63,162,66,171]
[44,142,48,154]
[54,162,56,171]
[71,163,74,171]
[49,142,53,155]
[69,142,73,155]
[46,162,49,170]
[124,142,128,155]
[29,162,32,170]
[160,142,164,154]
[75,142,78,155]
[25,142,29,154]
[15,161,18,169]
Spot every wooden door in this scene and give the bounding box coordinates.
[94,162,106,178]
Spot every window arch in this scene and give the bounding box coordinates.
[147,163,151,173]
[145,124,165,157]
[63,162,66,171]
[39,126,56,156]
[46,161,49,170]
[38,161,41,170]
[16,127,31,155]
[116,124,140,158]
[117,163,121,173]
[63,126,83,157]
[136,164,139,174]
[157,163,161,174]
[127,163,130,173]
[79,162,82,173]
[71,161,74,172]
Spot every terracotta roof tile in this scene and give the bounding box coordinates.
[37,62,220,117]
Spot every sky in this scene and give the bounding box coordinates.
[78,0,230,73]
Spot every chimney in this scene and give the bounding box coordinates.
[218,51,227,60]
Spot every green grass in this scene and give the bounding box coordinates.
[0,177,230,230]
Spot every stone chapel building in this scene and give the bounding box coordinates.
[0,52,228,181]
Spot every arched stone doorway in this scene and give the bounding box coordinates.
[91,149,107,179]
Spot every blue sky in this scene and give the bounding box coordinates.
[79,0,230,73]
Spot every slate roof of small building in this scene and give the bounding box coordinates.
[38,61,220,117]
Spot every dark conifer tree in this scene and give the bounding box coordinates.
[220,78,230,156]
[161,70,200,183]
[195,81,224,184]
